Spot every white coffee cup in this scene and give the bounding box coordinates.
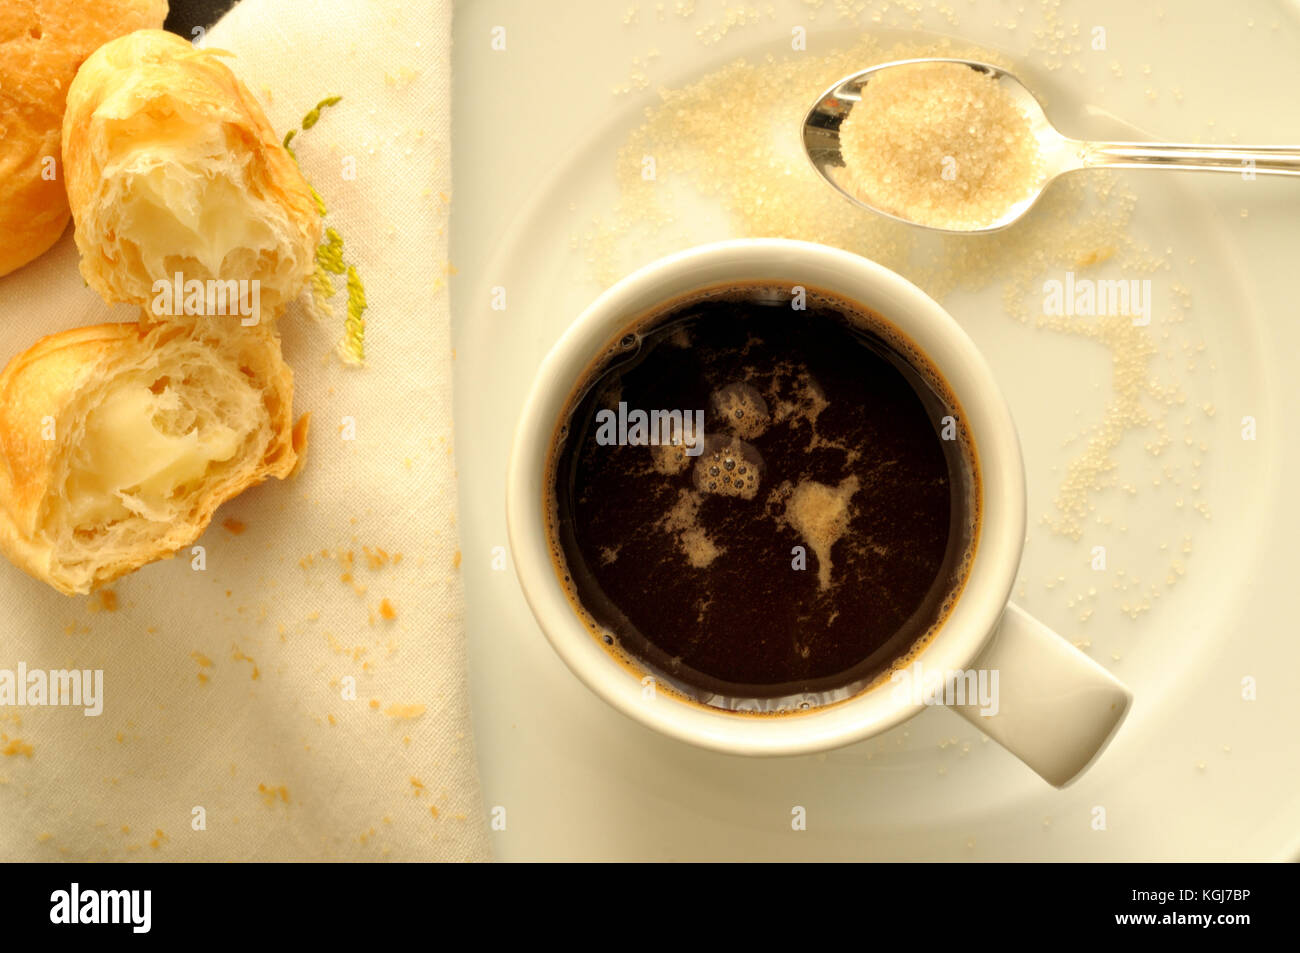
[507,238,1130,787]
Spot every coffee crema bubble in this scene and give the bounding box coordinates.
[692,434,762,500]
[710,381,770,439]
[545,282,980,713]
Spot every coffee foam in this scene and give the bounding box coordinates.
[692,434,762,500]
[710,381,770,439]
[770,366,828,430]
[784,476,860,591]
[768,362,872,466]
[659,488,723,568]
[650,441,692,475]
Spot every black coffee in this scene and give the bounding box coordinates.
[546,282,979,711]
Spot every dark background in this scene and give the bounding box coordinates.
[164,0,240,36]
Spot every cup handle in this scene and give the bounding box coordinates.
[947,603,1131,787]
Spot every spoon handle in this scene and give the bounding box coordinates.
[1078,140,1300,176]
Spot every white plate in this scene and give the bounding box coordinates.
[451,0,1300,860]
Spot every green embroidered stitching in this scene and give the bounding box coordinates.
[316,228,345,274]
[302,95,342,130]
[339,265,368,365]
[311,228,345,316]
[282,96,369,365]
[284,97,342,157]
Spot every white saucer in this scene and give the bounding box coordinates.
[451,0,1300,860]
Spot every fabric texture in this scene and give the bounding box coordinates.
[0,0,490,861]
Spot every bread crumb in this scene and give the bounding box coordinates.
[379,598,397,620]
[384,703,425,720]
[384,65,419,87]
[89,589,118,612]
[222,518,246,535]
[258,783,290,806]
[291,414,311,473]
[230,646,259,680]
[2,739,34,758]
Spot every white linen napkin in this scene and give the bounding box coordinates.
[0,0,490,861]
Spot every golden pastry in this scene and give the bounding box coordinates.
[62,29,321,324]
[0,0,168,277]
[0,321,306,595]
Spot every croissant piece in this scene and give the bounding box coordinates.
[0,321,304,594]
[62,29,321,323]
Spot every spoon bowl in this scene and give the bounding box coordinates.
[803,57,1300,233]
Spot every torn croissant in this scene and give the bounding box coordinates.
[61,29,321,322]
[0,322,304,595]
[0,29,321,595]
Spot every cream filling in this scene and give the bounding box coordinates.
[121,166,276,279]
[64,381,247,527]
